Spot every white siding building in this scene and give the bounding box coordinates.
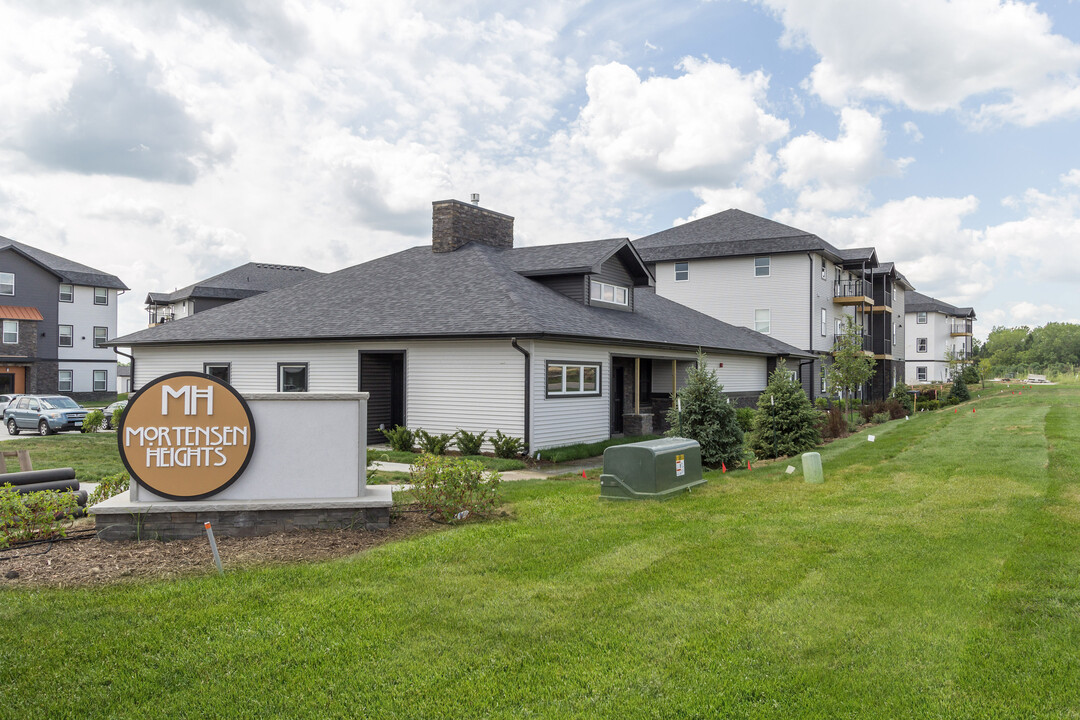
[905,291,976,385]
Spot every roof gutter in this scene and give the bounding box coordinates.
[510,338,530,453]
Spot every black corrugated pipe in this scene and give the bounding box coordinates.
[511,338,530,453]
[113,346,134,394]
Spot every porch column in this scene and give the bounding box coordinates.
[634,357,640,415]
[672,359,677,395]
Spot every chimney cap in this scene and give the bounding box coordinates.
[470,193,480,205]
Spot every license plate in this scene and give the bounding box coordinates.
[74,421,82,426]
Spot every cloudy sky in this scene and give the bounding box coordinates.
[2,0,1079,339]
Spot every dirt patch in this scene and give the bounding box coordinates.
[1,510,441,589]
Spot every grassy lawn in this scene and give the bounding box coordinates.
[2,385,1079,717]
[367,448,526,471]
[0,432,124,482]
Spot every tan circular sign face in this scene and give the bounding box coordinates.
[118,372,256,500]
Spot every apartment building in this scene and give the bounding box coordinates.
[904,291,976,384]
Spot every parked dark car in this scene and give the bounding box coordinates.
[103,399,128,430]
[4,395,88,436]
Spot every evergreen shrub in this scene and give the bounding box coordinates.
[381,425,415,452]
[454,430,487,456]
[748,360,821,459]
[665,351,744,468]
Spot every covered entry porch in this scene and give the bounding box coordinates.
[610,355,694,437]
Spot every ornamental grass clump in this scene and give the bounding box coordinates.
[409,455,502,523]
[665,350,743,469]
[748,360,821,459]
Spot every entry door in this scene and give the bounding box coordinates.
[360,352,405,438]
[612,367,624,433]
[0,374,13,395]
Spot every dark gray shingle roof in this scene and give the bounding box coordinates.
[113,241,809,358]
[906,290,975,318]
[632,209,880,271]
[145,262,324,304]
[0,236,129,289]
[874,262,915,291]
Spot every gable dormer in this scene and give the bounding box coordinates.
[508,238,653,313]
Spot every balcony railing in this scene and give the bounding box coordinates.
[873,288,893,308]
[875,337,892,356]
[834,280,869,300]
[834,333,872,352]
[148,311,175,325]
[949,320,973,335]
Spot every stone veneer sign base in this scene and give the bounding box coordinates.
[91,489,393,541]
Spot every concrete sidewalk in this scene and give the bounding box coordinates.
[368,455,604,492]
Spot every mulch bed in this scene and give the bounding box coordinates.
[1,510,441,589]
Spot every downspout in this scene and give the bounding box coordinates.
[808,252,815,402]
[511,338,530,453]
[112,347,134,396]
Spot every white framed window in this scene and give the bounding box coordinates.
[2,320,17,344]
[58,325,73,348]
[58,370,73,392]
[674,261,689,282]
[278,363,308,392]
[0,272,13,296]
[820,364,827,393]
[916,311,927,324]
[916,366,928,382]
[590,280,628,306]
[59,284,73,303]
[820,257,827,280]
[93,370,107,392]
[836,318,844,335]
[94,287,108,305]
[204,363,231,383]
[93,326,108,348]
[821,308,827,336]
[892,322,897,345]
[546,362,601,397]
[786,370,798,384]
[755,309,771,334]
[754,257,770,277]
[917,338,927,353]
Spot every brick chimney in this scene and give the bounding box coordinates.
[432,199,514,253]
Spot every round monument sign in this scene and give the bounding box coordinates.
[118,372,257,500]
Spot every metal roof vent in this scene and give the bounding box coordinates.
[470,193,480,205]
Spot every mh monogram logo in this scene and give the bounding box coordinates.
[161,384,214,415]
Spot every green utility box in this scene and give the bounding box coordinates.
[600,437,705,501]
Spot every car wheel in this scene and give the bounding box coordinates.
[6,418,18,436]
[38,420,53,436]
[104,417,112,430]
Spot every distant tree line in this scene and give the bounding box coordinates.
[978,322,1080,376]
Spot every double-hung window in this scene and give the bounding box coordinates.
[820,308,827,336]
[546,362,601,397]
[58,370,73,392]
[916,367,928,382]
[820,257,827,280]
[94,287,108,305]
[93,326,108,348]
[916,311,927,324]
[59,284,73,302]
[674,262,689,282]
[917,338,927,353]
[754,257,770,277]
[0,272,13,296]
[58,325,73,348]
[278,363,308,392]
[2,320,17,344]
[590,280,628,306]
[755,309,770,334]
[93,370,107,392]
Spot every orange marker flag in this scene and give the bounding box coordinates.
[973,408,976,413]
[721,462,727,473]
[748,461,752,471]
[582,470,587,479]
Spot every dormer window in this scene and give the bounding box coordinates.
[590,280,628,306]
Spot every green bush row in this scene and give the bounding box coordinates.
[381,426,526,459]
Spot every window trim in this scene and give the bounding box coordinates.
[2,320,17,344]
[916,338,927,353]
[754,308,771,334]
[93,369,107,392]
[674,261,689,282]
[820,308,827,336]
[589,280,629,307]
[545,361,602,398]
[203,363,232,384]
[820,257,827,280]
[754,256,770,277]
[58,324,73,348]
[93,326,108,348]
[916,366,928,382]
[58,370,73,393]
[0,272,13,296]
[916,311,927,324]
[277,362,309,392]
[94,287,108,306]
[59,284,73,303]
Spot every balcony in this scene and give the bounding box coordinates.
[148,311,175,327]
[871,288,893,312]
[834,280,872,305]
[950,320,973,336]
[873,337,893,359]
[833,333,873,354]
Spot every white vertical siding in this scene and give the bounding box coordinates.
[654,254,813,350]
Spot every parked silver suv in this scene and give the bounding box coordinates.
[4,395,88,436]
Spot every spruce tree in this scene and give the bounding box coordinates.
[949,373,971,402]
[666,350,744,468]
[749,359,821,459]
